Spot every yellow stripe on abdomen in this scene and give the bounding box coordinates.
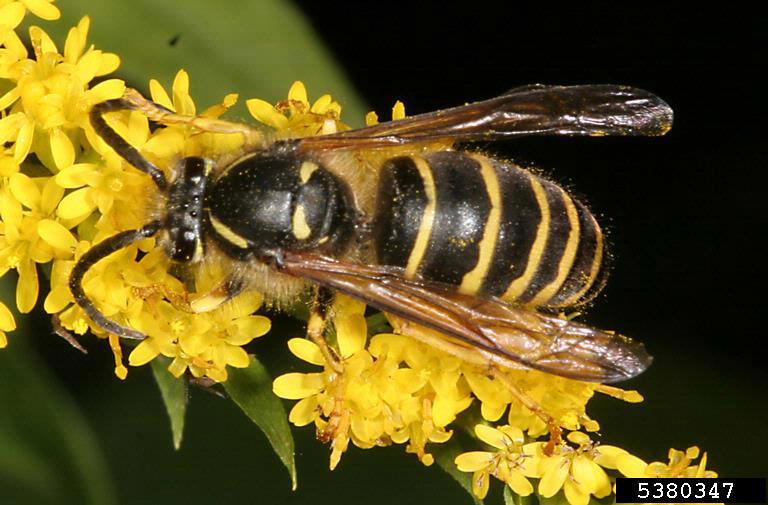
[459,155,501,294]
[405,156,437,279]
[527,188,581,306]
[559,212,605,306]
[501,174,550,301]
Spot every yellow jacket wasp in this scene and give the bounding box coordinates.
[71,84,671,386]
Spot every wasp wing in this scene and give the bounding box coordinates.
[279,252,651,383]
[296,84,673,152]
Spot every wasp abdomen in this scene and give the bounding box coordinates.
[372,151,604,308]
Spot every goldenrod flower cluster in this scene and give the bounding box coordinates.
[0,6,271,381]
[0,7,719,504]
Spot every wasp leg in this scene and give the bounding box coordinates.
[189,276,245,313]
[491,367,563,455]
[121,88,264,146]
[91,98,169,190]
[69,222,162,340]
[308,287,344,374]
[188,375,226,399]
[51,314,88,354]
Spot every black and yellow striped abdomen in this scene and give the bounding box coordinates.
[372,151,604,308]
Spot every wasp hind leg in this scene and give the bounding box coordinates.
[491,368,563,455]
[121,88,264,145]
[307,287,344,374]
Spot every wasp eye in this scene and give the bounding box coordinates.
[167,227,199,262]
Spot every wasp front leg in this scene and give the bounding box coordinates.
[189,275,245,313]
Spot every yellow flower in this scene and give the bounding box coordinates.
[55,161,148,225]
[146,70,244,157]
[455,424,540,499]
[365,99,406,126]
[274,296,461,469]
[615,445,717,479]
[0,175,73,312]
[42,241,91,334]
[386,315,627,437]
[0,17,122,171]
[0,300,16,347]
[0,0,60,25]
[533,432,614,505]
[247,80,345,136]
[129,288,270,382]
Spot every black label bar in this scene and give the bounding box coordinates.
[616,478,766,503]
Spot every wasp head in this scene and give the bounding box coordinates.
[165,157,209,263]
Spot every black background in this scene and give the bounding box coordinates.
[298,0,766,476]
[16,2,767,504]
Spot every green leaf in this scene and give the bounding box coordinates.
[433,437,483,505]
[150,357,188,450]
[366,312,392,335]
[538,491,573,505]
[0,313,116,505]
[504,486,534,505]
[40,0,367,125]
[223,355,297,490]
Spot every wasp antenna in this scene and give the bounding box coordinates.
[69,222,162,341]
[90,99,169,190]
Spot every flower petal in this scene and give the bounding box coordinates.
[0,2,25,30]
[288,81,308,106]
[310,94,332,114]
[475,424,508,450]
[539,456,569,498]
[37,219,77,252]
[288,396,319,426]
[365,111,379,126]
[472,470,490,499]
[148,80,173,110]
[87,79,125,104]
[0,302,17,332]
[50,128,76,170]
[593,445,628,469]
[55,163,97,188]
[230,315,271,344]
[40,177,64,215]
[96,52,120,76]
[272,372,325,399]
[507,471,534,497]
[21,0,61,20]
[128,339,160,366]
[454,451,493,472]
[63,16,88,62]
[57,187,95,219]
[222,344,250,368]
[246,98,288,130]
[336,313,367,358]
[571,455,598,495]
[392,100,406,120]
[616,453,648,477]
[16,258,39,313]
[564,479,590,505]
[44,285,72,313]
[287,337,325,366]
[9,172,41,210]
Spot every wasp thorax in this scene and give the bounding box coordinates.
[165,157,208,262]
[204,148,356,260]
